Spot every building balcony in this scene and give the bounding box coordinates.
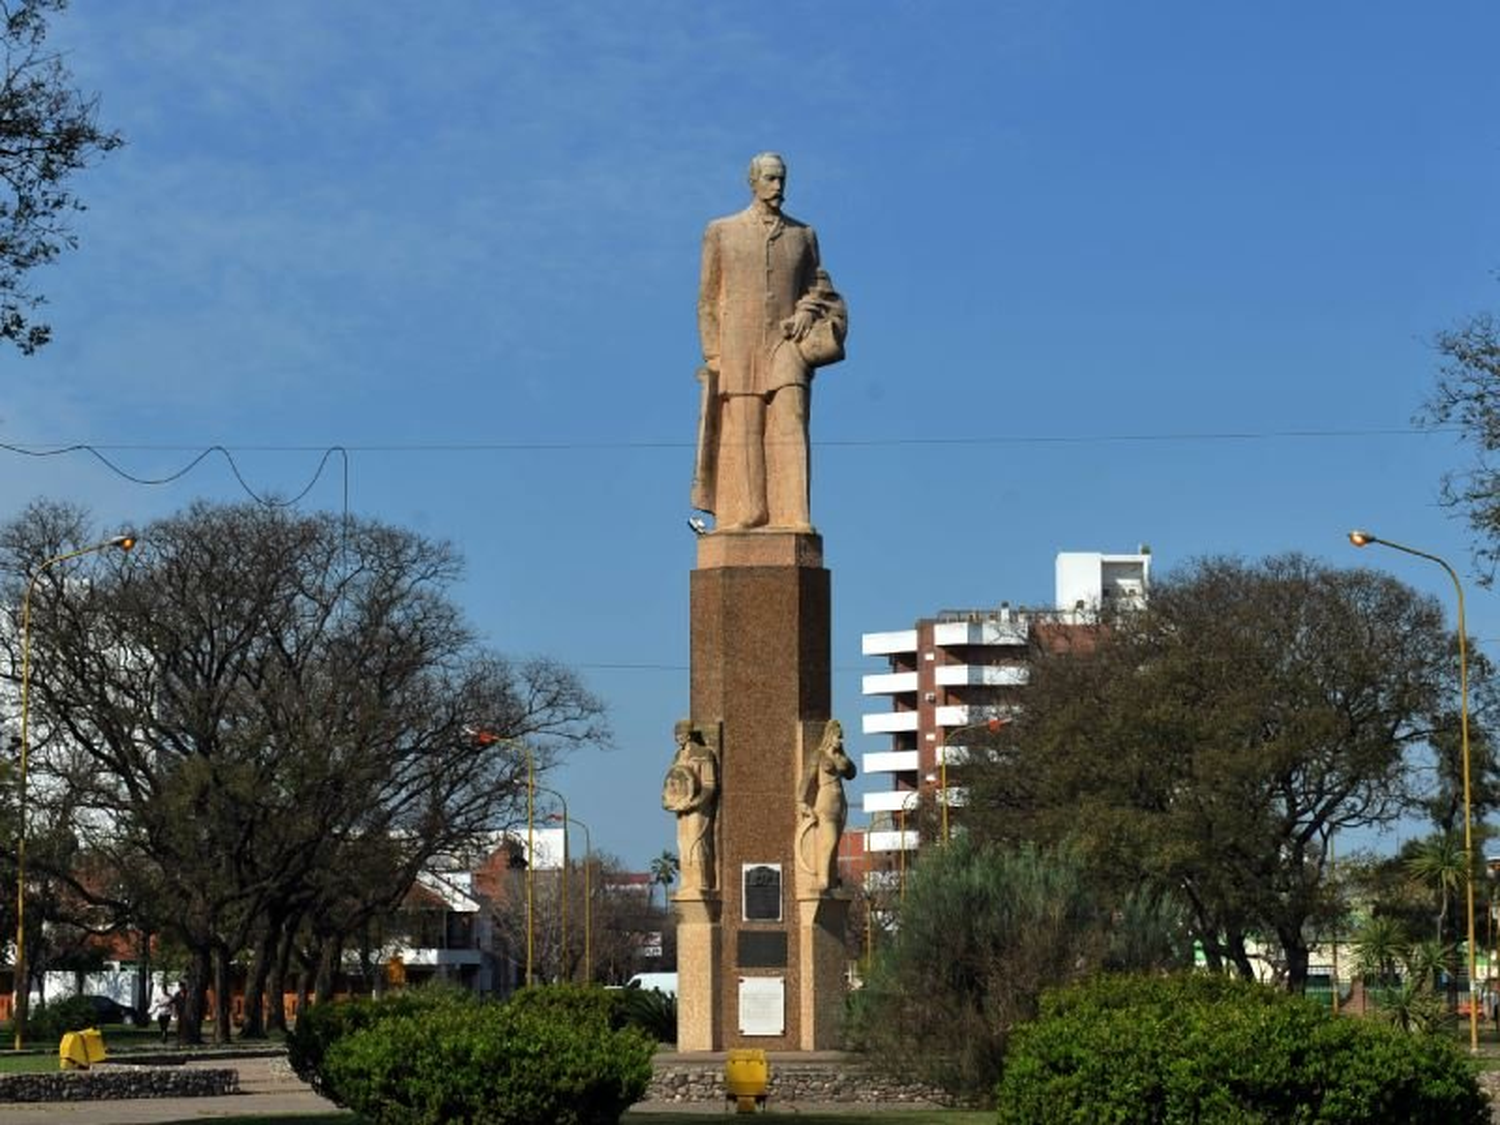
[863,710,919,735]
[932,619,1028,648]
[863,750,919,775]
[867,829,920,853]
[934,664,1029,688]
[862,670,919,695]
[862,629,918,656]
[863,789,921,814]
[935,703,1017,729]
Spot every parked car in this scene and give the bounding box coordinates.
[80,995,137,1025]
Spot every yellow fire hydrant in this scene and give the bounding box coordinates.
[724,1048,770,1113]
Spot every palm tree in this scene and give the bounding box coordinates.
[649,850,680,911]
[1353,915,1408,989]
[1405,832,1467,945]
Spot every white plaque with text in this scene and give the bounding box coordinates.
[738,976,785,1037]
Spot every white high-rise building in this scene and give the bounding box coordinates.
[859,549,1151,858]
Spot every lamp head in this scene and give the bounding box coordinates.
[110,535,136,551]
[1348,529,1375,548]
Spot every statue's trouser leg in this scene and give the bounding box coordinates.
[766,385,810,529]
[718,395,768,528]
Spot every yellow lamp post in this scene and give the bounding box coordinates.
[473,729,536,986]
[938,716,1004,844]
[536,785,570,979]
[1348,528,1478,1052]
[549,811,593,982]
[13,534,135,1050]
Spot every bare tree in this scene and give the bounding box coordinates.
[0,499,607,1040]
[0,0,123,352]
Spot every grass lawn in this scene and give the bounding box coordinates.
[152,1116,989,1125]
[626,1114,990,1124]
[0,1052,55,1073]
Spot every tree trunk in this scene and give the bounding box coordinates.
[1227,932,1256,981]
[314,933,342,1004]
[359,922,375,1000]
[133,929,152,1025]
[268,922,297,1032]
[294,943,313,1017]
[179,944,210,1045]
[240,923,278,1039]
[1280,929,1310,994]
[211,942,233,1044]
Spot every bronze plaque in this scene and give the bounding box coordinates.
[742,864,782,922]
[737,930,787,968]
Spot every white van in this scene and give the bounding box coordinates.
[626,971,678,998]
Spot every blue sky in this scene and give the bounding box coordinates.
[5,1,1499,869]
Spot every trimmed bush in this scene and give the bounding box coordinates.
[312,987,654,1125]
[997,973,1487,1124]
[24,994,106,1043]
[507,982,626,1029]
[287,987,462,1095]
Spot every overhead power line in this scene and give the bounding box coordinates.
[0,424,1459,458]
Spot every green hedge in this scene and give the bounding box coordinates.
[997,973,1487,1125]
[20,995,106,1043]
[292,985,654,1125]
[286,987,457,1095]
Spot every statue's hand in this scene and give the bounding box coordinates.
[785,309,816,341]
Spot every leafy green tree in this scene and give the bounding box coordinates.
[848,837,1188,1101]
[0,0,123,353]
[1418,292,1500,582]
[965,553,1497,992]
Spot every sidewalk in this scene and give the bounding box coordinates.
[0,1057,340,1124]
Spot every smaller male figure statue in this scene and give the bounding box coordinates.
[693,152,848,532]
[662,720,719,895]
[796,720,857,895]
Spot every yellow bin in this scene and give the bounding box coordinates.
[724,1048,770,1114]
[59,1027,107,1069]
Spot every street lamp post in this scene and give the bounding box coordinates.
[938,716,1004,844]
[549,811,593,982]
[472,729,536,987]
[13,534,135,1050]
[1349,528,1479,1052]
[536,785,570,980]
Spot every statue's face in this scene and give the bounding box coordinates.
[751,159,786,212]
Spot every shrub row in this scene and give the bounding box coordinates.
[288,984,655,1125]
[997,973,1488,1124]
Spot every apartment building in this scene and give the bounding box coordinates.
[859,550,1151,859]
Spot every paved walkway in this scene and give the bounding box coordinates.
[0,1055,929,1123]
[0,1057,339,1124]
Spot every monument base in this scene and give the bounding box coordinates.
[684,528,844,1052]
[797,892,852,1050]
[674,895,722,1052]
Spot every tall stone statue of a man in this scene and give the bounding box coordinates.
[693,152,847,532]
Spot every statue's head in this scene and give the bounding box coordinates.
[674,718,694,744]
[746,152,787,212]
[819,719,843,755]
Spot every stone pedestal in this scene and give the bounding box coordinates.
[797,892,852,1050]
[673,895,722,1052]
[684,529,837,1051]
